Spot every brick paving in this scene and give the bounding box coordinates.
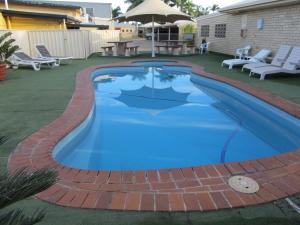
[8,60,300,211]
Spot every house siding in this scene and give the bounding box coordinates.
[0,2,81,30]
[0,3,81,17]
[44,1,112,18]
[5,17,64,30]
[196,4,300,56]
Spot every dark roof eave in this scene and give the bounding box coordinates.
[67,24,109,29]
[220,0,300,13]
[0,9,81,23]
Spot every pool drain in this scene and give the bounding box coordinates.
[228,176,259,194]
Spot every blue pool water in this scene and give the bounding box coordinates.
[53,61,300,170]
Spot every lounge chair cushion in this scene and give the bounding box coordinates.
[14,52,54,62]
[271,45,292,67]
[243,62,268,71]
[282,47,300,70]
[242,45,292,71]
[36,45,52,58]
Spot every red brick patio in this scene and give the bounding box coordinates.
[8,60,300,211]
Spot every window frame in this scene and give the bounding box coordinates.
[200,25,210,37]
[85,7,94,17]
[215,24,226,38]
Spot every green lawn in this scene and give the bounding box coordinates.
[1,53,300,225]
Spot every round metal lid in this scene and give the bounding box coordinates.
[228,176,259,194]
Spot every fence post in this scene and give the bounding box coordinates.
[63,30,68,57]
[27,31,33,56]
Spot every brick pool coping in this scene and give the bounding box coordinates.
[8,60,300,212]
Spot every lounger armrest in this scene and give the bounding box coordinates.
[258,58,266,63]
[32,57,53,61]
[251,57,265,63]
[276,58,286,62]
[290,60,300,66]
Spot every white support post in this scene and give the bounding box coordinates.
[4,0,9,9]
[151,16,155,58]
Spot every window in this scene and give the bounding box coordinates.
[200,25,209,37]
[126,29,129,32]
[215,24,226,38]
[130,29,132,32]
[85,8,94,17]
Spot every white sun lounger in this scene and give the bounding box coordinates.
[222,49,272,69]
[36,45,73,66]
[242,45,292,73]
[250,46,300,80]
[10,52,56,71]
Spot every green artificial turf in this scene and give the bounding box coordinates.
[0,53,300,225]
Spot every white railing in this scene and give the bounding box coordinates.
[0,29,120,59]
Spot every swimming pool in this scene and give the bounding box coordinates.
[53,61,300,170]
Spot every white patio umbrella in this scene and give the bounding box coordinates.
[174,20,196,26]
[116,0,191,57]
[140,22,161,28]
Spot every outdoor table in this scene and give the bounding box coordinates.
[161,40,189,54]
[107,41,133,56]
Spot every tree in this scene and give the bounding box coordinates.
[124,0,212,17]
[0,32,19,64]
[125,0,143,11]
[0,135,57,225]
[125,0,178,11]
[0,168,57,225]
[193,5,209,17]
[112,6,122,18]
[210,4,220,12]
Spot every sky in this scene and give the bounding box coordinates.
[50,0,243,12]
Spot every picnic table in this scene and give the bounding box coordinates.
[107,41,133,56]
[161,40,189,54]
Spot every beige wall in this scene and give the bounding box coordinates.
[196,4,300,56]
[0,29,120,59]
[115,26,137,40]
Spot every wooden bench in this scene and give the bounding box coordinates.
[187,45,196,54]
[168,45,182,56]
[125,46,139,56]
[101,46,114,56]
[155,45,166,54]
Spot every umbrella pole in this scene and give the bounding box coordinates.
[152,16,155,58]
[4,0,8,9]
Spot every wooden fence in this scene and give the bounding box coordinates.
[0,30,120,59]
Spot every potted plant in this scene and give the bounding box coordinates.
[182,24,197,45]
[0,32,19,81]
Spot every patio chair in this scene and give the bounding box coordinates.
[235,45,251,59]
[36,45,73,66]
[199,42,210,54]
[250,46,300,80]
[242,45,292,73]
[221,49,272,69]
[10,52,56,71]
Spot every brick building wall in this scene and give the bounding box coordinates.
[196,4,300,56]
